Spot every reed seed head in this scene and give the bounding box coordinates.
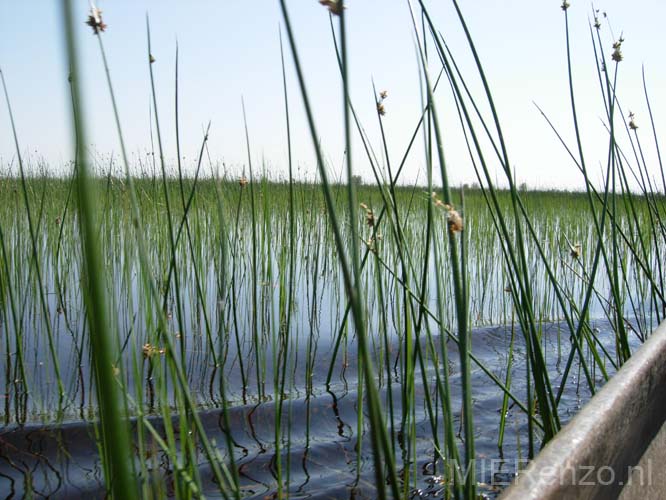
[86,7,107,34]
[570,243,582,259]
[447,209,463,234]
[142,343,166,359]
[612,38,624,62]
[360,203,375,227]
[318,0,344,16]
[561,1,570,11]
[149,54,156,64]
[611,48,623,62]
[365,236,377,253]
[629,111,638,130]
[377,89,388,116]
[432,192,464,233]
[239,176,249,188]
[142,343,154,358]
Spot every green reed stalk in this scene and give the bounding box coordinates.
[419,1,562,446]
[0,69,64,405]
[174,48,219,371]
[145,18,187,367]
[497,313,516,450]
[210,166,242,500]
[436,35,602,400]
[230,182,248,399]
[0,226,27,397]
[548,9,624,399]
[278,2,400,497]
[84,11,237,496]
[407,3,475,495]
[460,0,561,438]
[274,28,296,500]
[58,1,137,496]
[241,100,263,400]
[420,84,465,496]
[372,75,455,490]
[323,28,447,388]
[642,69,665,196]
[585,13,631,362]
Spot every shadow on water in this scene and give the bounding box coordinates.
[0,318,638,499]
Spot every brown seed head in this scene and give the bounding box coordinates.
[447,209,463,234]
[86,7,107,34]
[365,210,375,227]
[239,176,249,188]
[365,237,377,253]
[319,0,344,16]
[142,343,155,359]
[611,38,624,62]
[360,203,375,227]
[570,244,582,259]
[435,197,463,233]
[628,111,638,130]
[142,343,165,358]
[377,102,386,116]
[612,47,623,62]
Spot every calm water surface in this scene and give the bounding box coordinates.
[0,318,640,499]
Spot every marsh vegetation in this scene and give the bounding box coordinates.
[0,1,664,499]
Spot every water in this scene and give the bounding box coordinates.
[0,186,658,497]
[0,318,642,498]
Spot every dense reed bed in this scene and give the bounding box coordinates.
[1,1,664,498]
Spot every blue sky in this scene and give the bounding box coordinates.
[0,1,664,189]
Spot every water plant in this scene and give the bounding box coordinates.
[0,1,663,499]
